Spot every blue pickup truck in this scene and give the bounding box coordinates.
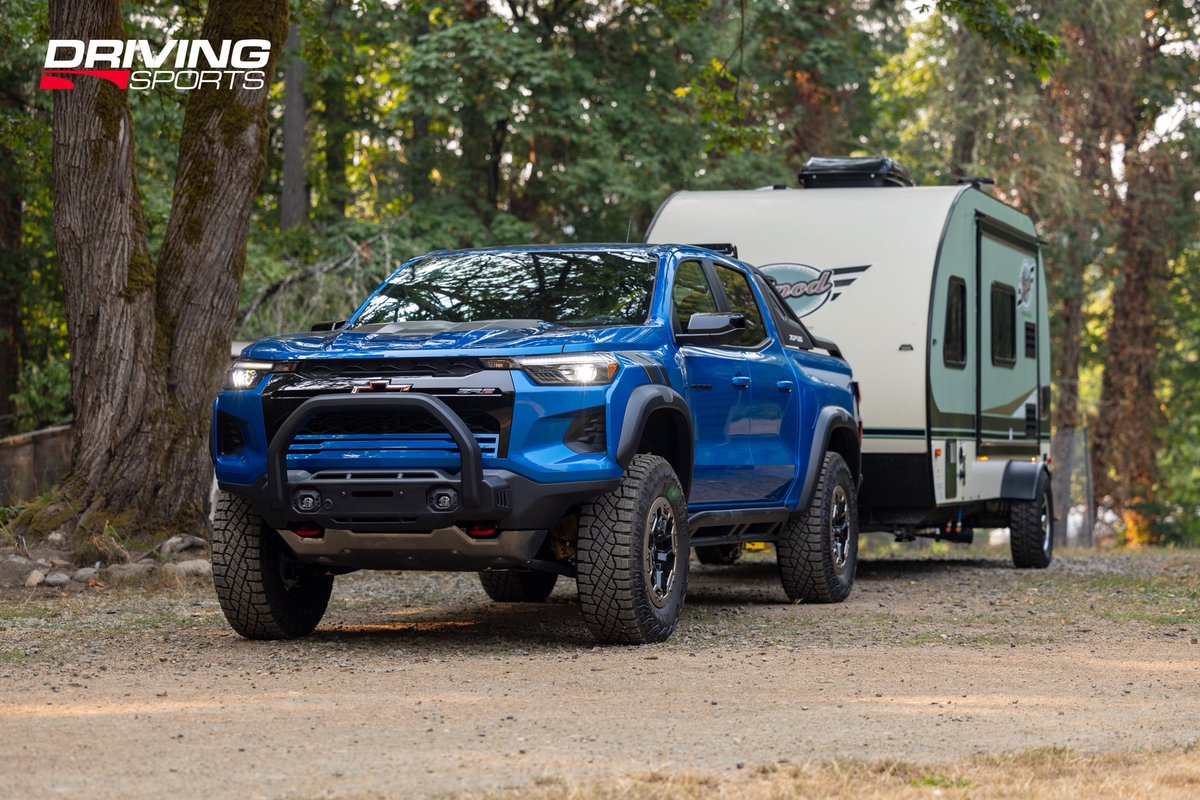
[211,244,862,644]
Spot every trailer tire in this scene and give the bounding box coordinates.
[576,454,689,644]
[1009,471,1053,569]
[695,544,744,565]
[777,451,859,603]
[478,569,558,602]
[211,492,333,640]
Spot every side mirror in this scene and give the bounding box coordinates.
[677,312,746,346]
[311,320,347,332]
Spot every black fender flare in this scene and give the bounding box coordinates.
[797,407,861,512]
[999,460,1050,501]
[615,384,694,494]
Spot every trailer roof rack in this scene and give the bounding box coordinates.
[799,156,914,189]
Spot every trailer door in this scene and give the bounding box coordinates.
[976,217,1042,458]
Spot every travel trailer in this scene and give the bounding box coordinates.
[647,157,1054,567]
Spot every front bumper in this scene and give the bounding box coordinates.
[220,468,618,533]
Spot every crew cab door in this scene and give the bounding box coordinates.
[670,259,755,504]
[710,262,799,502]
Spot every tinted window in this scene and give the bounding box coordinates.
[671,260,718,331]
[714,265,767,346]
[991,283,1016,367]
[944,277,967,368]
[352,250,656,328]
[756,274,812,349]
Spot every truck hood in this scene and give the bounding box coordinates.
[239,324,663,362]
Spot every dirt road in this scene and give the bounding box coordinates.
[1,549,1198,799]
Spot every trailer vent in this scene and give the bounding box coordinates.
[1025,322,1037,359]
[1025,403,1038,438]
[799,156,914,189]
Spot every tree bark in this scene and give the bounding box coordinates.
[18,0,288,542]
[281,24,309,230]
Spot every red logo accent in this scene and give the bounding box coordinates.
[40,70,132,91]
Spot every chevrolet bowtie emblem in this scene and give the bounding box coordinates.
[351,379,413,393]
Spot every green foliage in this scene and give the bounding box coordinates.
[10,356,73,433]
[925,0,1063,79]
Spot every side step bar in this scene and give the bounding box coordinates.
[688,506,790,547]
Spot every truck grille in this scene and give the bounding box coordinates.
[262,392,513,459]
[295,359,485,380]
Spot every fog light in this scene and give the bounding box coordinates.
[428,487,458,512]
[293,489,322,514]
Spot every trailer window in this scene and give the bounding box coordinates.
[991,283,1017,367]
[672,260,719,332]
[944,277,967,368]
[713,265,767,347]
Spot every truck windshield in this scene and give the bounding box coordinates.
[351,250,657,329]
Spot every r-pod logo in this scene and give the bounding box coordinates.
[759,263,871,318]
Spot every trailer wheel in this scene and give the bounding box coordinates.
[478,569,558,602]
[576,454,689,644]
[211,492,333,640]
[695,544,744,565]
[777,452,859,603]
[1009,471,1053,569]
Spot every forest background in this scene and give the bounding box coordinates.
[1,0,1198,545]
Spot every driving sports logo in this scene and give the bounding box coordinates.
[760,263,871,318]
[41,39,271,92]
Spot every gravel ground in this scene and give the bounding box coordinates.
[1,547,1198,799]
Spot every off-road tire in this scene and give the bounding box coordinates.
[478,569,558,602]
[777,451,859,603]
[211,492,333,640]
[1010,470,1053,569]
[576,454,689,644]
[695,544,744,565]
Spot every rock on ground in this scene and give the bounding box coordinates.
[163,559,212,579]
[0,556,37,588]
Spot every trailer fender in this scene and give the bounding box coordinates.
[999,460,1049,501]
[796,407,861,513]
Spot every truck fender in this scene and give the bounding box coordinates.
[615,384,694,494]
[796,407,860,513]
[999,460,1049,501]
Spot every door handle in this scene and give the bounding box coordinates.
[731,376,752,389]
[776,380,795,392]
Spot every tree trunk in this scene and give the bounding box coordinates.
[280,24,309,230]
[321,0,349,220]
[17,0,288,543]
[1092,149,1177,544]
[0,67,22,436]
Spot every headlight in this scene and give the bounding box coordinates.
[504,353,620,386]
[223,360,295,391]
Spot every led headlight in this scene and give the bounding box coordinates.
[223,360,296,391]
[512,353,620,386]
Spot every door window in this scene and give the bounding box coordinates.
[990,282,1016,367]
[944,277,967,368]
[713,265,767,347]
[671,260,719,333]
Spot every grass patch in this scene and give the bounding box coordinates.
[460,746,1200,799]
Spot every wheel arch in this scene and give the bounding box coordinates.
[797,406,860,513]
[615,384,694,496]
